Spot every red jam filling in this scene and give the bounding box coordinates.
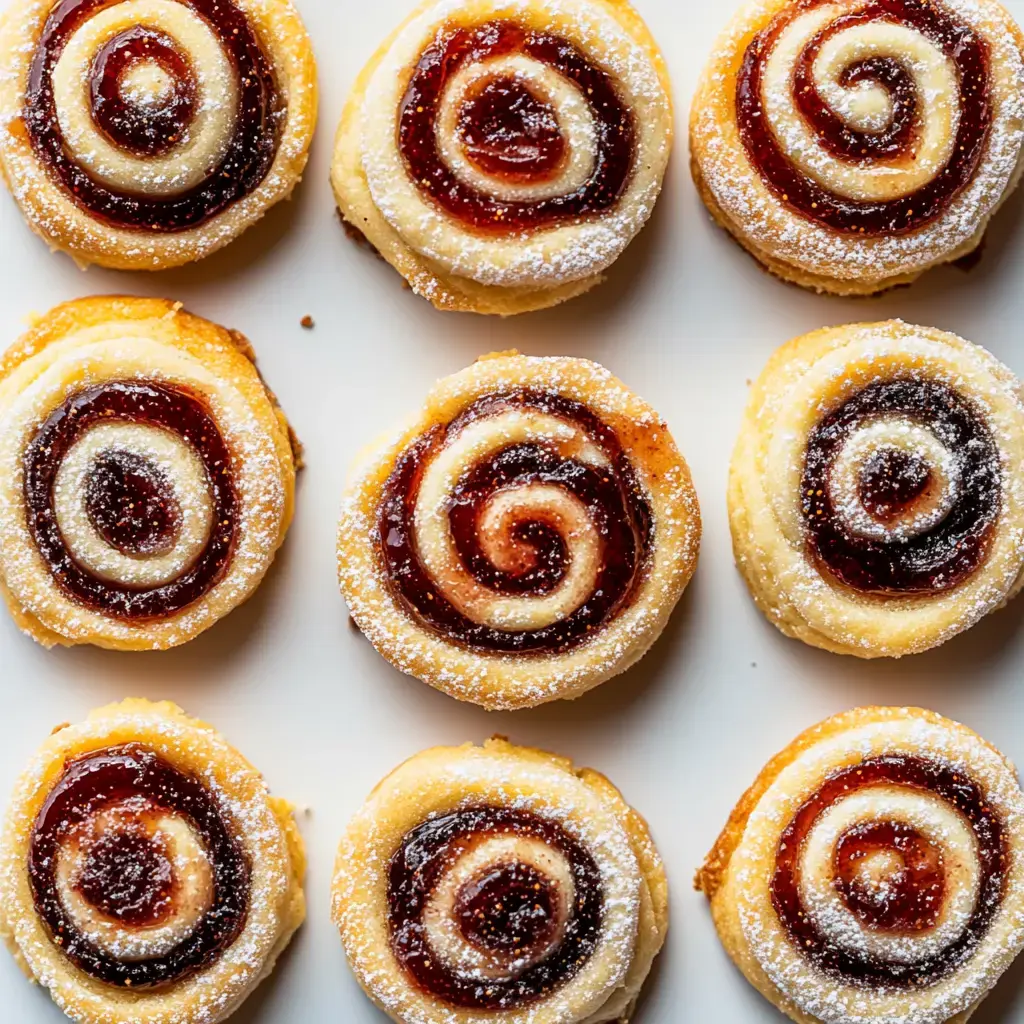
[388,806,601,1009]
[23,380,237,620]
[24,0,283,231]
[29,744,249,988]
[398,20,636,233]
[736,0,992,235]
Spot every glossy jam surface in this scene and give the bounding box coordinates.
[378,391,653,653]
[89,27,197,157]
[24,380,237,619]
[771,755,1005,984]
[74,824,176,927]
[736,0,992,234]
[388,807,602,1009]
[399,20,635,233]
[857,448,932,522]
[802,379,999,594]
[24,0,283,231]
[29,744,249,988]
[85,447,182,557]
[834,821,945,933]
[458,76,566,181]
[455,861,559,953]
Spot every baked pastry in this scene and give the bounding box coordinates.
[0,0,317,270]
[338,351,700,709]
[0,698,305,1024]
[690,0,1024,295]
[729,320,1024,658]
[697,706,1024,1024]
[0,295,298,651]
[331,0,673,315]
[333,737,667,1024]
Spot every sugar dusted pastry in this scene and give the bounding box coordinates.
[0,0,317,270]
[0,296,298,651]
[697,706,1024,1024]
[332,0,673,315]
[690,0,1024,294]
[729,320,1024,658]
[0,699,305,1024]
[338,351,701,709]
[333,738,667,1024]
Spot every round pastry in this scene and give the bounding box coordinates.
[331,0,673,315]
[696,706,1024,1024]
[0,698,305,1024]
[690,0,1024,295]
[0,295,299,651]
[729,320,1024,658]
[333,737,668,1024]
[0,0,317,270]
[337,351,700,709]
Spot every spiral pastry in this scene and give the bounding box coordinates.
[697,706,1024,1024]
[0,296,298,651]
[729,320,1024,658]
[690,0,1024,295]
[333,738,667,1024]
[0,699,305,1024]
[0,0,316,270]
[337,352,700,709]
[331,0,673,315]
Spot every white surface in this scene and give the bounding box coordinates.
[2,0,1024,1020]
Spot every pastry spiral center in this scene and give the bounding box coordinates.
[25,0,283,230]
[736,0,991,234]
[457,74,566,181]
[802,378,999,593]
[834,821,945,932]
[378,391,652,654]
[89,26,197,157]
[84,447,183,557]
[399,20,635,231]
[388,806,601,1010]
[29,744,248,987]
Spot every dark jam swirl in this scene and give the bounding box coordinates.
[24,380,237,620]
[24,0,284,231]
[802,379,999,594]
[736,0,993,234]
[399,20,636,233]
[388,807,602,1010]
[378,390,653,654]
[771,755,1007,986]
[29,744,250,988]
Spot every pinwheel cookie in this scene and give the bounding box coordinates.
[698,706,1024,1024]
[338,351,701,709]
[332,0,674,314]
[690,0,1024,294]
[0,296,298,651]
[729,320,1024,657]
[0,0,317,269]
[0,699,305,1024]
[333,738,667,1024]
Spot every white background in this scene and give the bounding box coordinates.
[2,0,1024,1020]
